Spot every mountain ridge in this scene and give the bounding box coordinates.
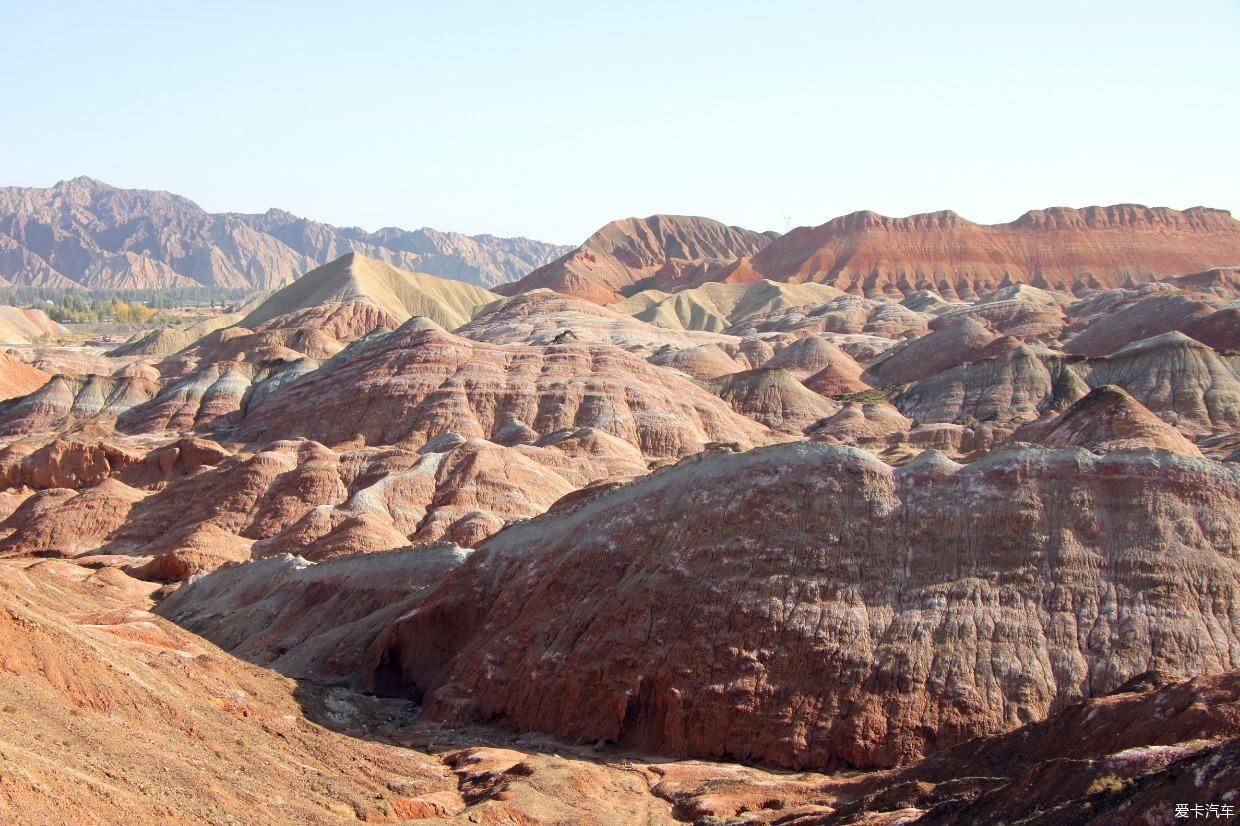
[706,203,1240,299]
[0,177,572,291]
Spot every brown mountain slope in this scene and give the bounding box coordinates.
[145,253,500,383]
[0,558,464,825]
[0,177,569,289]
[369,441,1240,772]
[888,329,1240,441]
[496,215,776,303]
[704,205,1240,299]
[0,374,160,437]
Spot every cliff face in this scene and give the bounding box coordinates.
[0,178,569,290]
[370,441,1240,771]
[709,205,1240,299]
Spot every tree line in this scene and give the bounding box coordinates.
[0,286,255,324]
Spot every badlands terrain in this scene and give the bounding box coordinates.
[1,189,1240,824]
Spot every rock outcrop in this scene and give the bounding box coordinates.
[370,442,1240,771]
[455,288,734,354]
[893,333,1240,439]
[155,547,471,685]
[0,373,160,436]
[0,438,143,490]
[236,252,499,333]
[613,279,844,332]
[864,315,1020,387]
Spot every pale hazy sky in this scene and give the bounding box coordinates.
[2,0,1237,244]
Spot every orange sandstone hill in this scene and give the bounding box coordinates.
[708,205,1240,299]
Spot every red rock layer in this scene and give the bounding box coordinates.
[707,205,1240,299]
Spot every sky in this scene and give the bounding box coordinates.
[2,0,1237,244]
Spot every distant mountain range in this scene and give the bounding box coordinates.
[6,178,1239,304]
[0,177,572,290]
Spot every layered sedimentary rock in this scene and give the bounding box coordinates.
[156,547,471,685]
[0,478,144,558]
[497,215,776,303]
[763,336,872,395]
[648,343,745,380]
[1008,385,1203,456]
[0,438,143,490]
[613,280,843,333]
[746,299,933,349]
[864,315,1020,386]
[117,358,317,434]
[1080,332,1240,436]
[1184,307,1240,352]
[106,312,243,357]
[707,205,1240,298]
[806,401,915,448]
[0,373,159,436]
[893,345,1085,426]
[146,254,500,381]
[0,431,647,574]
[1063,290,1217,356]
[370,441,1240,771]
[3,549,1236,824]
[704,368,838,434]
[236,252,499,333]
[812,671,1240,824]
[893,332,1240,439]
[233,320,775,457]
[454,288,734,354]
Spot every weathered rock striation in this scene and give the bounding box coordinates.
[233,319,776,457]
[370,441,1240,771]
[706,205,1240,299]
